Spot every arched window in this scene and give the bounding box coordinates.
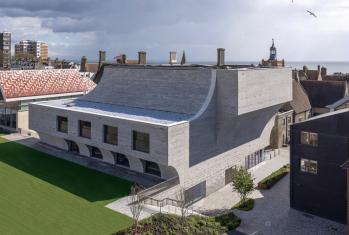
[65,139,79,154]
[88,146,103,159]
[144,160,161,177]
[112,152,129,168]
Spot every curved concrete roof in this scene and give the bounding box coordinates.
[81,65,215,115]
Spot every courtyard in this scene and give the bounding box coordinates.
[0,135,133,234]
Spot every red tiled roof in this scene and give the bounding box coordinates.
[0,69,96,100]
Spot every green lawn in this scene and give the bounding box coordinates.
[0,136,133,235]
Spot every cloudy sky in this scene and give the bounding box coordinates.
[1,0,348,62]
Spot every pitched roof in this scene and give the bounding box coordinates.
[300,80,347,108]
[291,80,312,113]
[326,96,349,110]
[0,69,96,101]
[280,80,311,114]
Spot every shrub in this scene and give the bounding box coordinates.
[233,198,254,211]
[257,164,290,189]
[214,211,241,231]
[114,213,227,235]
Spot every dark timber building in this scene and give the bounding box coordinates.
[290,110,349,224]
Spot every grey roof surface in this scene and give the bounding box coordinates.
[280,80,311,114]
[300,80,347,108]
[326,96,349,109]
[82,66,214,115]
[37,99,192,126]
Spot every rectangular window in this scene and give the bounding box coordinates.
[133,131,150,153]
[300,158,318,174]
[104,125,118,145]
[79,120,91,139]
[300,131,318,146]
[57,116,68,133]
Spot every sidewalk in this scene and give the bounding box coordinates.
[193,150,289,215]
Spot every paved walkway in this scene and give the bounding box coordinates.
[230,175,347,235]
[2,133,163,187]
[193,149,289,215]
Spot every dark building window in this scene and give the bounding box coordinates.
[104,125,118,145]
[89,146,103,159]
[144,161,161,177]
[300,158,318,174]
[57,116,68,133]
[300,131,318,146]
[133,131,150,153]
[65,140,79,154]
[79,120,91,139]
[113,152,129,167]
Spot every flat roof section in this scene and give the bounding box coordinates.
[35,99,192,126]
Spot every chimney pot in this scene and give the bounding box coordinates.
[98,51,106,68]
[217,48,225,66]
[169,51,177,65]
[80,56,87,72]
[138,51,147,65]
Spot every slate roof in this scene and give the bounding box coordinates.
[281,80,311,114]
[0,69,96,101]
[326,96,349,110]
[300,80,347,108]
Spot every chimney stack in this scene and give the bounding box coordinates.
[217,48,225,66]
[98,50,106,69]
[169,51,177,65]
[80,56,87,72]
[138,51,146,65]
[321,67,327,78]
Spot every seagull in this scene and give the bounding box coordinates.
[307,10,317,18]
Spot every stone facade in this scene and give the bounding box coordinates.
[29,64,292,201]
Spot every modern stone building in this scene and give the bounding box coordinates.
[0,69,95,134]
[291,109,349,224]
[29,55,292,201]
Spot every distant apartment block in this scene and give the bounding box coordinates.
[0,32,11,69]
[0,69,95,134]
[291,110,349,224]
[15,40,49,62]
[29,49,292,201]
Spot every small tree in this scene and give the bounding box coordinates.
[176,187,191,219]
[176,187,191,234]
[231,166,254,203]
[128,184,144,233]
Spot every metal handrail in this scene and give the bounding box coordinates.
[138,176,179,199]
